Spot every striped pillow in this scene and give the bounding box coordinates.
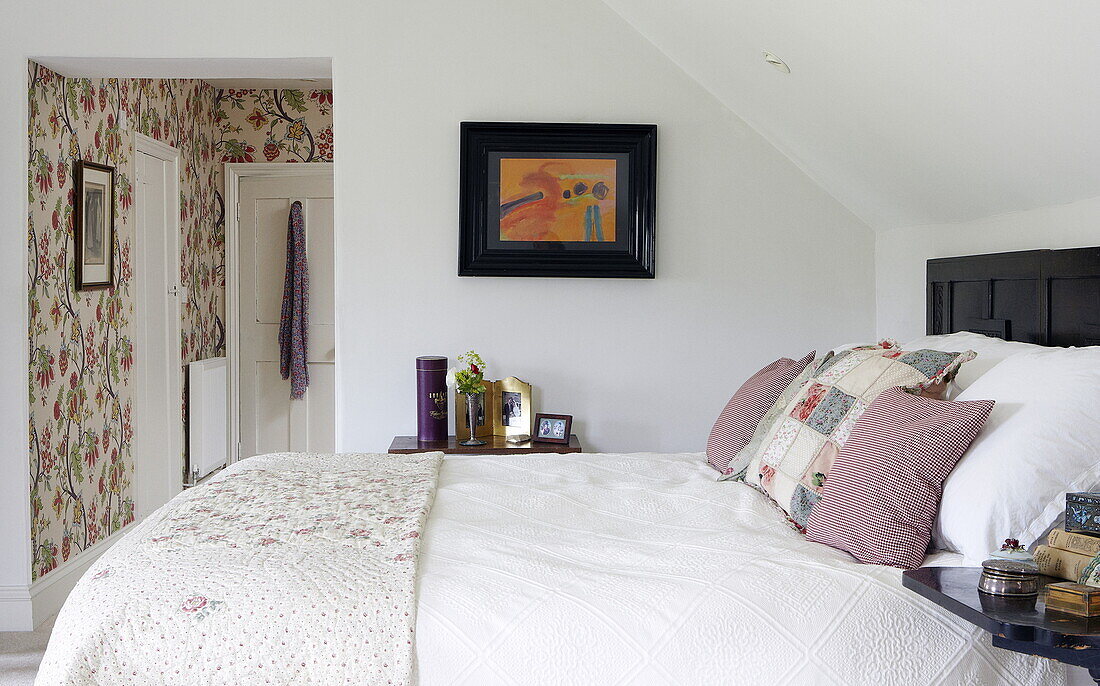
[706,351,815,478]
[805,387,994,569]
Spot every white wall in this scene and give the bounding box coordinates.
[876,194,1100,341]
[336,1,876,452]
[0,54,32,628]
[0,1,874,536]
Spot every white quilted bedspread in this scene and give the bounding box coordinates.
[37,452,443,686]
[415,452,1063,686]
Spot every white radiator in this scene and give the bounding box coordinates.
[188,357,228,482]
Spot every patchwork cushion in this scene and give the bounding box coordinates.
[706,351,815,478]
[805,387,994,569]
[739,354,825,485]
[755,341,975,528]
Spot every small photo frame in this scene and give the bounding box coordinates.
[74,160,116,290]
[533,413,572,444]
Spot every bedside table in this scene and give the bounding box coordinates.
[388,434,582,455]
[903,566,1100,683]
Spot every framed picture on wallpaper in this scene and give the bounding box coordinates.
[74,160,116,290]
[459,122,657,278]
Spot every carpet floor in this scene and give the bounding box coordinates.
[0,614,54,686]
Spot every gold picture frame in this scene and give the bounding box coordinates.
[492,377,532,437]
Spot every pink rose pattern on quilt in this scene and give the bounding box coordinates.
[147,468,434,559]
[790,382,828,422]
[757,341,975,530]
[36,452,443,686]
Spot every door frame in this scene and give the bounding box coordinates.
[224,163,335,464]
[132,133,183,518]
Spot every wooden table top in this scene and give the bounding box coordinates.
[388,434,582,455]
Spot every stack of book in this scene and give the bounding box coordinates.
[1034,528,1100,581]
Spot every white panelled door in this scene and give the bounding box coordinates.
[238,174,335,458]
[133,141,182,518]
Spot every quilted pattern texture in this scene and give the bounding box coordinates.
[36,452,443,686]
[757,342,975,528]
[806,388,995,569]
[706,351,815,478]
[415,453,1060,686]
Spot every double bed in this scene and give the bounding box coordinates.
[39,451,1059,685]
[37,247,1100,685]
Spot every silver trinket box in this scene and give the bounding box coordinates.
[978,559,1040,597]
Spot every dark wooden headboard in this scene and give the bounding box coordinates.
[927,247,1100,346]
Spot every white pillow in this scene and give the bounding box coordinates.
[902,332,1050,394]
[934,347,1100,562]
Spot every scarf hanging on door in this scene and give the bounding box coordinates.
[279,200,309,399]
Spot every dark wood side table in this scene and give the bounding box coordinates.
[388,434,582,455]
[903,566,1100,683]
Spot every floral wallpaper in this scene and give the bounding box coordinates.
[27,65,334,582]
[27,62,223,580]
[214,88,334,164]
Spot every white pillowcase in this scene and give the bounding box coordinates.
[934,347,1100,562]
[902,332,1050,395]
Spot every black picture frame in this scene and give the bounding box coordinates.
[459,122,657,278]
[532,413,572,444]
[73,160,116,291]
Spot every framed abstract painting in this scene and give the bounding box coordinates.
[73,160,116,290]
[459,122,657,278]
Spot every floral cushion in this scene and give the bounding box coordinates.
[755,341,975,529]
[739,354,826,485]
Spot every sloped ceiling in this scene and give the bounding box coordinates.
[601,1,1100,231]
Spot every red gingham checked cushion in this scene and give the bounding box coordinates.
[805,387,994,569]
[706,351,815,478]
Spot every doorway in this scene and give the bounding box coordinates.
[132,133,183,518]
[226,165,336,460]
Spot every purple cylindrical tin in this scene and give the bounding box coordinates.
[416,356,448,442]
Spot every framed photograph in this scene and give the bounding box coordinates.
[491,376,532,437]
[533,413,572,444]
[73,160,116,290]
[459,122,657,278]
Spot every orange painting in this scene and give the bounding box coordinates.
[499,158,616,242]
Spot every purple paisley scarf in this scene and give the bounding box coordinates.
[279,200,309,399]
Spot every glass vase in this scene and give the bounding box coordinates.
[460,392,486,447]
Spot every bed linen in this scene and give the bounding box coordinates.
[36,451,442,686]
[36,450,1062,686]
[415,452,1062,686]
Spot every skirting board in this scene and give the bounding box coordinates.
[0,527,125,631]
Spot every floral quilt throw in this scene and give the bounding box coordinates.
[37,451,444,686]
